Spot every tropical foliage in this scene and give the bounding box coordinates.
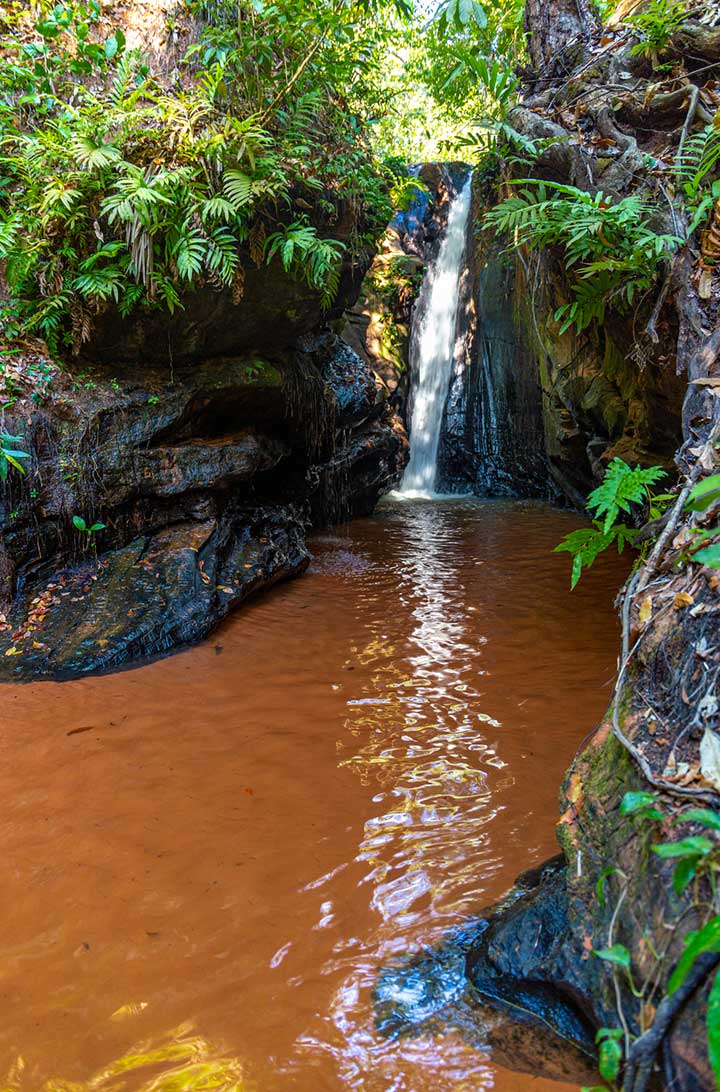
[0,0,409,352]
[555,458,667,587]
[484,182,683,334]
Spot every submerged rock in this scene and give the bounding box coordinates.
[373,864,598,1086]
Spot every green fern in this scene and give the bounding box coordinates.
[556,459,667,587]
[555,522,638,590]
[222,170,254,209]
[264,220,344,306]
[205,225,239,285]
[170,225,207,282]
[485,181,683,333]
[69,135,122,172]
[0,0,399,348]
[588,458,667,534]
[675,123,720,233]
[626,0,688,65]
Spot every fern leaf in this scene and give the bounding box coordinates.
[223,170,253,209]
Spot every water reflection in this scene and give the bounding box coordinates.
[3,1026,249,1092]
[292,503,521,1091]
[341,504,503,931]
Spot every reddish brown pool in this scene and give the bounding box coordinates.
[0,498,626,1092]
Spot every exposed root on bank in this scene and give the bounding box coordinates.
[621,952,720,1092]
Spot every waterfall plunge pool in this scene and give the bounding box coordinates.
[0,497,627,1092]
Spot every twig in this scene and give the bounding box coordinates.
[644,276,671,345]
[611,617,720,806]
[259,31,329,123]
[635,480,697,596]
[675,84,700,167]
[621,951,720,1092]
[608,885,633,1056]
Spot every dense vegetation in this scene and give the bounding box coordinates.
[0,0,415,353]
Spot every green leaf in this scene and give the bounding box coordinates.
[621,791,662,818]
[594,944,631,971]
[89,522,105,532]
[686,474,720,513]
[652,836,714,859]
[678,808,720,832]
[596,1028,623,1083]
[73,516,87,532]
[694,544,720,569]
[669,916,720,994]
[672,856,697,895]
[708,967,720,1087]
[36,20,62,39]
[3,453,28,475]
[596,866,617,906]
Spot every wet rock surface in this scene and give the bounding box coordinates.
[1,508,308,681]
[0,335,406,680]
[438,234,550,499]
[373,860,598,1086]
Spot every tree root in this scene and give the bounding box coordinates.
[621,951,720,1092]
[610,416,720,806]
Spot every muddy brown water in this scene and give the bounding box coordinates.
[0,498,628,1092]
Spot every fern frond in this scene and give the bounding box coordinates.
[70,135,122,172]
[222,169,253,209]
[169,225,207,282]
[588,458,666,533]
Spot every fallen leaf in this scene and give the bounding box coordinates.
[642,1001,657,1027]
[4,647,21,657]
[567,772,584,807]
[699,269,715,301]
[110,1002,149,1021]
[639,595,653,624]
[674,592,695,609]
[699,693,719,720]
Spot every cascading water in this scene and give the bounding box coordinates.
[399,176,473,498]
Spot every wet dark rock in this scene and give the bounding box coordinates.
[466,858,596,1057]
[373,862,598,1086]
[0,336,406,680]
[374,940,470,1035]
[1,507,308,681]
[437,237,550,499]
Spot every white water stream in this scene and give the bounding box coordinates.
[399,176,473,498]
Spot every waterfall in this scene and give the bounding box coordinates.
[399,176,473,498]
